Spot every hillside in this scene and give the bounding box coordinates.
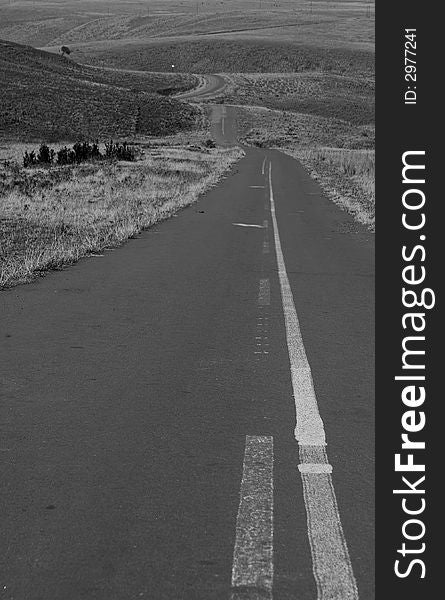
[0,3,374,52]
[0,40,198,141]
[65,37,374,77]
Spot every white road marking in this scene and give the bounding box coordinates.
[301,473,358,599]
[299,463,333,474]
[262,219,270,254]
[258,279,271,306]
[231,436,273,599]
[268,162,358,600]
[261,157,266,175]
[249,185,265,189]
[222,116,225,136]
[268,162,325,446]
[254,311,270,359]
[232,223,265,229]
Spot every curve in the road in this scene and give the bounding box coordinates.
[176,74,228,101]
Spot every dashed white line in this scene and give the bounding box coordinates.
[231,436,274,599]
[267,162,358,600]
[258,279,270,306]
[232,223,265,229]
[262,219,270,254]
[261,157,266,175]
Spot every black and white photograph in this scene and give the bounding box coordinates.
[0,1,436,598]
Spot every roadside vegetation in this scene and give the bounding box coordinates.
[22,140,138,167]
[295,147,375,229]
[0,138,243,289]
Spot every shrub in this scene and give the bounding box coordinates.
[37,144,55,165]
[23,146,54,167]
[104,141,137,161]
[56,146,74,165]
[23,141,137,168]
[23,150,37,168]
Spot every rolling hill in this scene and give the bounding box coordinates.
[65,37,374,76]
[0,39,198,141]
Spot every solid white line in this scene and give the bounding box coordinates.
[258,279,270,306]
[298,463,333,474]
[301,473,358,599]
[231,436,273,598]
[268,163,358,600]
[268,163,325,446]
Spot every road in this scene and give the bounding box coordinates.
[176,74,228,101]
[0,98,374,599]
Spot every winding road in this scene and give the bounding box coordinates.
[0,87,374,599]
[176,74,228,100]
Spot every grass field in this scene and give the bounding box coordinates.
[0,40,198,141]
[0,138,243,288]
[222,71,374,124]
[61,38,374,76]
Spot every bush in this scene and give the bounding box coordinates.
[104,141,137,161]
[23,150,37,168]
[56,146,74,165]
[37,144,55,164]
[23,145,54,167]
[23,140,137,168]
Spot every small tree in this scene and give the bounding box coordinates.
[37,144,54,165]
[23,150,37,168]
[60,45,71,57]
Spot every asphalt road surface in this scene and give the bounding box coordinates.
[0,99,374,599]
[176,74,228,101]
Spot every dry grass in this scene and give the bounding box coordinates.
[45,8,374,50]
[238,105,374,149]
[1,2,374,50]
[222,72,374,125]
[62,38,374,76]
[0,140,243,288]
[292,147,375,229]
